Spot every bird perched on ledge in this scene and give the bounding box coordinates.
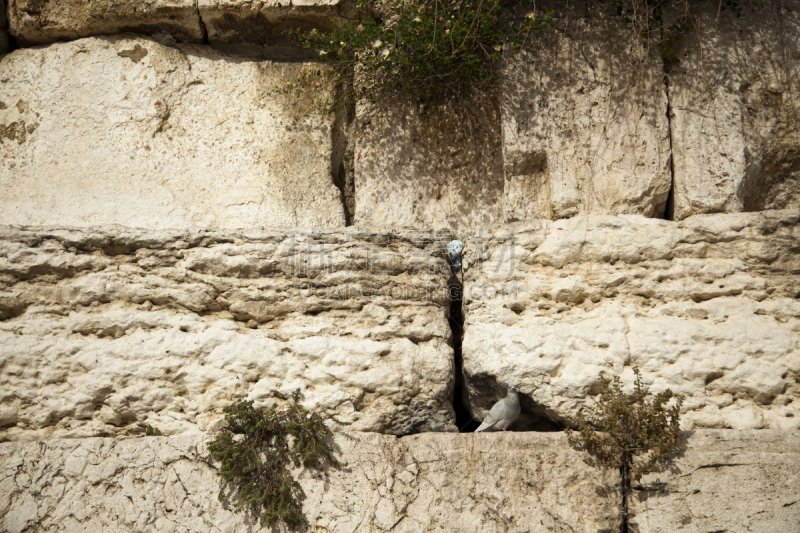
[475,385,521,432]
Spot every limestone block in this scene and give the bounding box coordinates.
[462,211,800,431]
[0,226,456,440]
[501,11,671,221]
[630,430,800,532]
[669,1,800,219]
[198,0,349,60]
[0,36,346,230]
[1,0,9,55]
[354,94,505,232]
[0,432,621,532]
[7,0,204,45]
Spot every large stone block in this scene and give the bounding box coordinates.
[354,93,505,232]
[630,430,800,532]
[7,0,204,45]
[199,0,350,60]
[0,226,456,440]
[0,36,346,230]
[501,10,671,221]
[669,1,800,220]
[462,211,800,431]
[0,432,621,532]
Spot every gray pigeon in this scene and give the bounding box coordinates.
[475,385,521,432]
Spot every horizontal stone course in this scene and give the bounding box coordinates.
[0,225,457,440]
[1,430,796,533]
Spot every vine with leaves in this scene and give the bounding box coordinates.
[205,390,349,528]
[274,0,555,112]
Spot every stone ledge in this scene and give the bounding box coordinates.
[0,431,621,533]
[7,0,205,45]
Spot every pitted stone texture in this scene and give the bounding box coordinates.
[669,1,800,220]
[0,226,456,440]
[462,211,800,431]
[501,10,671,221]
[199,0,351,60]
[0,432,621,532]
[630,430,800,532]
[354,93,505,232]
[1,0,9,55]
[7,0,204,45]
[0,36,346,230]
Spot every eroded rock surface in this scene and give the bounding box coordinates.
[0,36,346,230]
[501,9,671,221]
[199,0,350,60]
[669,1,800,219]
[630,430,800,532]
[354,94,505,232]
[7,0,204,45]
[0,226,456,440]
[462,211,800,431]
[0,432,621,533]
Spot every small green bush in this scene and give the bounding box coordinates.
[279,0,555,111]
[144,425,162,436]
[567,368,684,531]
[205,390,349,528]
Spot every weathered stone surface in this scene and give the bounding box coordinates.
[0,0,9,55]
[199,0,350,60]
[630,430,800,532]
[354,93,505,232]
[0,36,346,230]
[462,211,800,431]
[0,226,456,440]
[7,0,204,45]
[0,432,621,532]
[669,1,800,220]
[501,9,671,221]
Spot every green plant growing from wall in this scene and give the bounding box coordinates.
[205,390,349,528]
[566,368,684,533]
[276,0,555,112]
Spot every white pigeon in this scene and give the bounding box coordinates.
[475,385,521,432]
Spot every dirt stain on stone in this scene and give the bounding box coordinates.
[117,45,149,63]
[0,121,27,144]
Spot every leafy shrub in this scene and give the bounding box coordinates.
[567,368,684,531]
[279,0,555,111]
[205,390,349,528]
[144,425,162,436]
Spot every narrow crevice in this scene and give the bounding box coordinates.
[6,32,19,53]
[663,75,676,221]
[195,0,210,45]
[662,27,676,221]
[448,276,479,432]
[331,86,355,226]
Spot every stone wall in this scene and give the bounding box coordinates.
[0,226,456,441]
[1,1,800,530]
[1,430,796,533]
[462,210,800,431]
